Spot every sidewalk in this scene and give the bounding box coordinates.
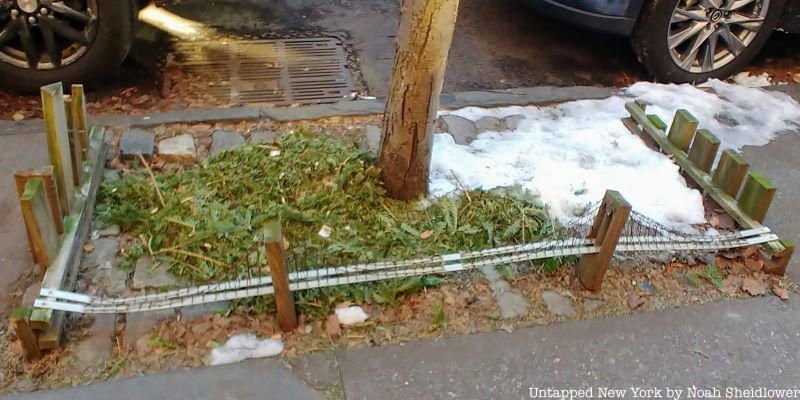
[6,296,797,400]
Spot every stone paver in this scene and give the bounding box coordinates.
[132,257,180,290]
[122,309,175,349]
[541,290,576,317]
[249,131,278,144]
[475,116,504,133]
[158,134,196,164]
[209,130,245,156]
[71,315,115,372]
[481,266,529,319]
[503,114,525,130]
[119,129,155,158]
[81,238,119,270]
[439,114,478,145]
[363,125,382,156]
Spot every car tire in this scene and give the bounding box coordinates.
[0,0,134,93]
[632,0,787,83]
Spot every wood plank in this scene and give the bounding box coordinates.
[763,239,794,276]
[71,84,89,160]
[737,171,776,223]
[712,150,749,197]
[19,178,60,268]
[667,109,698,152]
[687,129,720,173]
[31,130,108,333]
[14,166,63,234]
[64,96,83,186]
[624,101,787,258]
[647,114,667,131]
[41,83,75,214]
[11,307,41,361]
[265,220,298,332]
[577,190,631,291]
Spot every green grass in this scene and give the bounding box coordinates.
[688,263,723,289]
[97,132,556,317]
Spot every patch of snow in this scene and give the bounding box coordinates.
[628,80,800,151]
[209,334,283,366]
[335,306,368,325]
[431,80,800,232]
[731,71,772,87]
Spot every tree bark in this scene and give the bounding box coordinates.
[379,0,460,200]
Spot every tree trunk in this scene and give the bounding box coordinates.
[379,0,460,200]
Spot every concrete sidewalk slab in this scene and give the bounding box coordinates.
[6,358,324,400]
[0,132,48,316]
[338,297,799,400]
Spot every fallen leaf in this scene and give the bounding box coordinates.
[744,257,764,272]
[325,314,341,337]
[12,112,24,121]
[83,243,95,253]
[717,213,736,230]
[420,230,433,240]
[627,292,645,310]
[742,276,767,296]
[793,73,800,84]
[772,285,790,301]
[708,214,720,228]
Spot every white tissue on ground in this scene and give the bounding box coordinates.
[209,333,284,366]
[335,306,368,325]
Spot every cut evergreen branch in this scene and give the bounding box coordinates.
[97,132,556,315]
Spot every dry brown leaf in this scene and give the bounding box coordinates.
[420,230,434,240]
[627,292,645,310]
[772,285,790,301]
[83,243,95,253]
[717,213,736,230]
[793,73,800,84]
[742,276,767,296]
[12,112,24,121]
[708,214,720,228]
[744,257,764,272]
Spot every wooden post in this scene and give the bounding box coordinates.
[712,150,749,197]
[667,110,698,153]
[379,0,460,199]
[70,84,89,160]
[11,307,41,361]
[41,82,75,214]
[764,239,795,275]
[264,220,298,332]
[64,95,83,186]
[576,190,631,291]
[19,178,60,268]
[737,171,776,223]
[687,129,720,173]
[15,167,64,234]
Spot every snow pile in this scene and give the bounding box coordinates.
[430,80,800,231]
[628,80,800,151]
[335,306,368,325]
[209,334,284,366]
[731,71,773,88]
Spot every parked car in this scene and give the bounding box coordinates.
[524,0,800,82]
[0,0,148,92]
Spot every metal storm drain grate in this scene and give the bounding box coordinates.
[168,38,354,105]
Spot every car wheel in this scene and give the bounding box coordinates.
[633,0,786,83]
[0,0,133,93]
